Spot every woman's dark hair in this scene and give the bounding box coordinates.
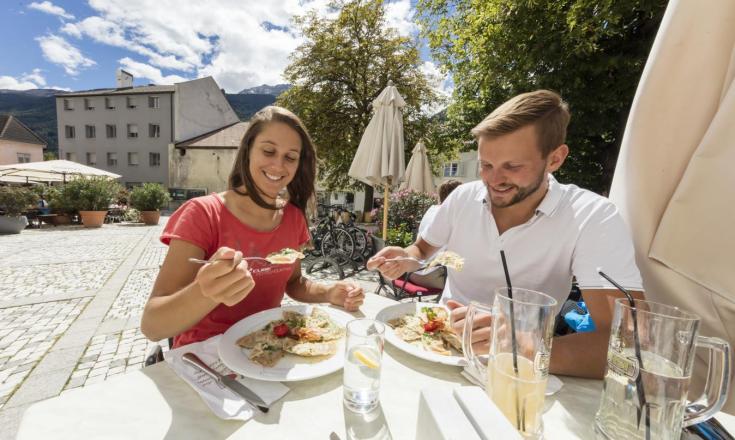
[228,106,317,214]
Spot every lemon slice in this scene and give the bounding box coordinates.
[353,349,380,369]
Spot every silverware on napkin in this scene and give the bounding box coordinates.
[182,352,270,413]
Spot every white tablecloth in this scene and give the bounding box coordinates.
[16,293,735,439]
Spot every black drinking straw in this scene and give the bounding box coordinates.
[598,270,651,440]
[500,250,523,431]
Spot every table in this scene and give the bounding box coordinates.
[16,293,735,439]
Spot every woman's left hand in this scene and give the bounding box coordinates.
[326,281,364,312]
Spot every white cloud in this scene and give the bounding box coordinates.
[28,1,74,20]
[0,69,49,90]
[36,34,96,75]
[118,57,189,85]
[384,0,416,37]
[22,68,48,87]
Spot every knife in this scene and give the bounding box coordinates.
[182,352,270,413]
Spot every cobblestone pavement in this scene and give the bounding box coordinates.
[0,218,382,439]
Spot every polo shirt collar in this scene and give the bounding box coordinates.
[535,174,563,216]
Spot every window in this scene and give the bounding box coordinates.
[149,152,161,167]
[17,153,31,163]
[148,96,160,108]
[149,124,160,138]
[63,99,73,110]
[127,124,138,138]
[443,162,459,177]
[64,125,75,139]
[65,152,77,161]
[85,125,96,138]
[86,152,97,165]
[128,152,139,166]
[84,98,94,110]
[105,97,115,110]
[126,96,136,108]
[107,152,118,166]
[106,124,117,138]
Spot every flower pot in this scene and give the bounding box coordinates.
[0,216,28,234]
[79,211,107,228]
[48,213,72,225]
[140,210,161,225]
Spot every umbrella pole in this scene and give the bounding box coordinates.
[382,183,389,240]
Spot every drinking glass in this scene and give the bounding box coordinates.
[595,298,731,440]
[343,318,385,413]
[463,287,558,439]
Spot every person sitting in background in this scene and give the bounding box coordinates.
[141,106,364,348]
[37,195,50,215]
[368,90,643,379]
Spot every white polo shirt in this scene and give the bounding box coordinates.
[421,175,643,306]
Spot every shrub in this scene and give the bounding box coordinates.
[46,186,75,214]
[375,189,437,234]
[0,186,39,216]
[123,208,141,222]
[62,177,123,211]
[385,224,415,247]
[129,183,171,211]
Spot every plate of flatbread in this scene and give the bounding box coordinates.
[375,302,466,367]
[219,305,354,381]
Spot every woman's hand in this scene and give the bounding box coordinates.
[446,299,492,353]
[326,281,364,312]
[195,247,255,307]
[366,246,417,280]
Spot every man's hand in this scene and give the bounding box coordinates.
[326,280,364,312]
[195,247,255,307]
[366,246,419,280]
[446,299,492,353]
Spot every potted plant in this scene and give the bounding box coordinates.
[0,186,39,234]
[65,177,122,228]
[45,186,73,225]
[129,183,171,225]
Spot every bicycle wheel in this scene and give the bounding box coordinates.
[320,229,355,265]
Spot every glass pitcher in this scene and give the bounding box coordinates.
[463,287,558,439]
[595,298,731,439]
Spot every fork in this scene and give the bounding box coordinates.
[382,256,433,269]
[188,256,271,265]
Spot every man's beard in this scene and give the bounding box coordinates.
[488,169,547,208]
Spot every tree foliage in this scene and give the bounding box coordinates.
[277,0,438,202]
[416,0,667,193]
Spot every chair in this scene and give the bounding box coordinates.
[371,236,445,303]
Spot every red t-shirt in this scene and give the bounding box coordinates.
[160,194,310,348]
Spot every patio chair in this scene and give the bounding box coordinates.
[105,207,124,223]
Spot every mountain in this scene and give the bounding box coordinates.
[238,84,290,96]
[0,89,277,154]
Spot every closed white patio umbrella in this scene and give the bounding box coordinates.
[400,141,435,194]
[0,160,121,183]
[609,0,735,413]
[348,81,406,239]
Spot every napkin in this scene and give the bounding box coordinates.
[164,334,289,420]
[461,363,564,396]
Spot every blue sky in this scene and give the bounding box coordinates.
[0,0,448,94]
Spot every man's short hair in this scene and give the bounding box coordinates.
[438,179,462,203]
[470,90,570,157]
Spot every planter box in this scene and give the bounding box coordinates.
[0,216,28,234]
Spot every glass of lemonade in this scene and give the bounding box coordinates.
[343,318,385,413]
[595,299,731,440]
[463,287,557,439]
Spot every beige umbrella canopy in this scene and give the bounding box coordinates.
[0,160,121,183]
[349,81,406,239]
[400,141,435,194]
[609,0,735,413]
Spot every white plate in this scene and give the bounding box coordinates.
[375,301,467,367]
[218,305,355,382]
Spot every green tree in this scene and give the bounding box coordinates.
[278,0,437,210]
[416,0,667,193]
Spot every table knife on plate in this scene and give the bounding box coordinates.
[182,352,269,413]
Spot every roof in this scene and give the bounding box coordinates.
[175,122,249,148]
[56,84,175,98]
[0,115,46,146]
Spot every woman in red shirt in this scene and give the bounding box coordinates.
[141,106,364,348]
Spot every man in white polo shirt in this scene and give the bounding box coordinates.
[368,90,643,378]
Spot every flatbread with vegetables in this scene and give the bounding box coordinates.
[266,248,306,265]
[387,306,462,356]
[236,308,345,367]
[429,251,464,271]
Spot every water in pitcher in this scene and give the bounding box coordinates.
[487,352,547,438]
[595,349,690,440]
